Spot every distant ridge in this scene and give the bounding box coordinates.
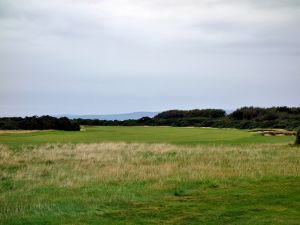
[56,112,159,121]
[225,109,234,115]
[56,110,234,121]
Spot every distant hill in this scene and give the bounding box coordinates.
[225,109,234,115]
[57,112,159,121]
[57,110,234,120]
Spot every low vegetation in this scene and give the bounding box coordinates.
[0,143,299,224]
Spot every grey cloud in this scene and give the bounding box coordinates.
[1,0,300,49]
[0,0,299,115]
[246,0,300,8]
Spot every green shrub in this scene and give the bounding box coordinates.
[296,128,300,145]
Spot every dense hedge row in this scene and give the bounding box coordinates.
[0,116,80,131]
[1,107,299,131]
[155,109,226,119]
[75,107,300,130]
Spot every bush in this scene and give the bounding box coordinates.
[155,109,226,119]
[296,128,300,145]
[0,116,80,131]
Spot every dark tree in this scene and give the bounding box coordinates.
[0,116,80,131]
[296,128,300,145]
[155,109,225,119]
[3,106,299,131]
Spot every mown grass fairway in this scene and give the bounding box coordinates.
[0,127,299,224]
[0,126,295,149]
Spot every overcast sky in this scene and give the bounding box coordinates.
[1,0,300,116]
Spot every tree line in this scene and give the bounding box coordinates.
[1,107,299,131]
[0,116,80,131]
[75,107,300,131]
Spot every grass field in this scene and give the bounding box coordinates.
[0,126,295,149]
[0,126,299,224]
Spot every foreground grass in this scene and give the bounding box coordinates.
[0,143,299,224]
[0,126,295,149]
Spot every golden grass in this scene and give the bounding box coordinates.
[1,143,299,190]
[0,130,50,134]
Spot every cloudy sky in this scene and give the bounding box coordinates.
[1,0,300,116]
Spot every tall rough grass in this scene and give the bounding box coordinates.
[1,143,299,188]
[1,143,300,224]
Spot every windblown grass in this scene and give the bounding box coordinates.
[1,143,299,184]
[0,143,299,224]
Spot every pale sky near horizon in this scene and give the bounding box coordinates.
[1,0,300,116]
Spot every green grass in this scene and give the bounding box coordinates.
[0,143,299,224]
[0,127,298,224]
[0,126,295,149]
